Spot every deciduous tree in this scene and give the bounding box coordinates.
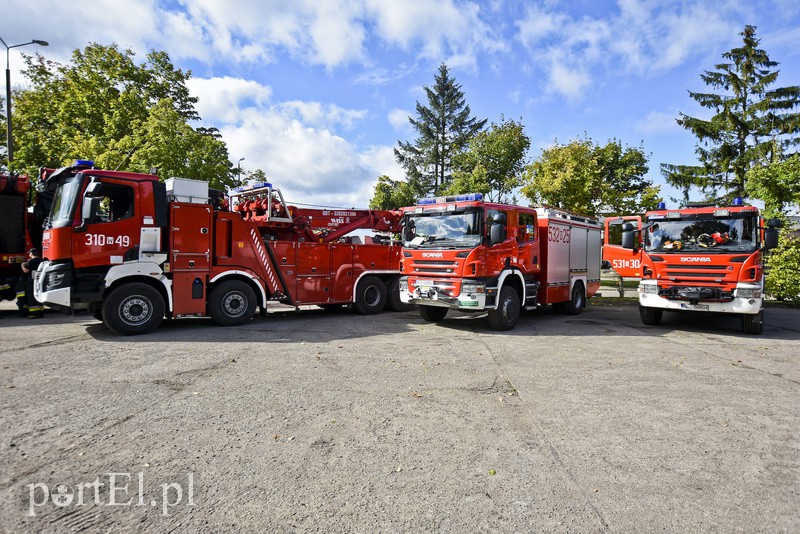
[521,138,658,217]
[446,117,530,202]
[11,43,234,188]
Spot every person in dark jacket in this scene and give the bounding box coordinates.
[18,248,44,318]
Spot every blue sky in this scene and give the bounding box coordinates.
[4,0,800,209]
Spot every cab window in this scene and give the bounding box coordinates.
[518,212,537,243]
[83,183,135,224]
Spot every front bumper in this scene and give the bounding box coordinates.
[34,261,74,312]
[399,276,488,310]
[637,280,763,315]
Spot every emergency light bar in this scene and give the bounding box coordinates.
[235,181,273,192]
[732,197,744,206]
[75,159,94,167]
[416,192,483,205]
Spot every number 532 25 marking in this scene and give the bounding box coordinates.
[85,233,131,247]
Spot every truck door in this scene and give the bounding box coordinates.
[72,179,139,268]
[603,216,643,278]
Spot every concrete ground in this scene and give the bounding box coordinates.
[1,299,798,532]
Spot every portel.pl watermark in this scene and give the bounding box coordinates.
[25,472,194,517]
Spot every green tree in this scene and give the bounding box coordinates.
[663,25,800,201]
[369,175,417,210]
[445,117,530,202]
[520,138,658,217]
[10,43,234,187]
[394,63,486,197]
[746,154,800,303]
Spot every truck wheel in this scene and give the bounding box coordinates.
[354,276,387,314]
[102,283,165,335]
[488,286,520,331]
[385,277,415,312]
[418,304,448,322]
[741,310,764,335]
[561,282,585,315]
[208,280,257,326]
[639,305,663,326]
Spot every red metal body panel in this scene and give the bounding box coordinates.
[0,174,33,279]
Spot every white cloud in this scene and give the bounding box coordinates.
[388,109,413,132]
[514,0,745,100]
[635,110,681,135]
[188,76,392,207]
[187,77,272,124]
[365,0,506,70]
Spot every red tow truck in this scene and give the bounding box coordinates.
[398,194,602,330]
[603,199,781,334]
[34,161,406,334]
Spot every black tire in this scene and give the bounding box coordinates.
[418,304,448,322]
[385,277,415,312]
[639,305,663,325]
[354,276,387,315]
[741,309,764,335]
[488,286,520,331]
[208,280,257,326]
[102,283,165,335]
[561,282,585,315]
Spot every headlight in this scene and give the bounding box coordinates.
[736,288,761,299]
[639,283,658,294]
[460,281,485,295]
[399,278,408,293]
[47,272,67,289]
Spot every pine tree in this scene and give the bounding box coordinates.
[394,64,486,196]
[662,25,800,201]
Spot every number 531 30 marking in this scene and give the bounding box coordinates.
[85,233,131,247]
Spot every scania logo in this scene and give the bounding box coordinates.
[680,257,712,263]
[421,252,444,258]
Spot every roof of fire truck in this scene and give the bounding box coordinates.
[644,198,759,221]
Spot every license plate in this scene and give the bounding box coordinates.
[416,280,433,289]
[680,303,709,311]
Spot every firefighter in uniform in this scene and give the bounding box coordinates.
[17,248,44,318]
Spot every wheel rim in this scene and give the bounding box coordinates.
[364,285,381,307]
[222,291,247,317]
[119,296,152,326]
[574,288,584,308]
[501,296,517,322]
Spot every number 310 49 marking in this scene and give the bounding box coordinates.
[85,233,130,247]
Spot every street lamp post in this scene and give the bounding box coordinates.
[237,157,245,187]
[1,36,48,164]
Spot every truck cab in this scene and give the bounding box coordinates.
[35,161,167,315]
[603,199,780,334]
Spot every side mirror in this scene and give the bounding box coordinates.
[402,220,415,242]
[764,228,779,251]
[767,218,782,229]
[621,223,637,250]
[490,222,506,245]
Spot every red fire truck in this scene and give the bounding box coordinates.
[34,161,406,334]
[0,172,32,300]
[398,194,602,330]
[603,199,780,334]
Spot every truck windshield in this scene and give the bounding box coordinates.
[403,209,482,249]
[47,174,84,229]
[644,216,758,253]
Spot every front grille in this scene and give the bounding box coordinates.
[659,285,734,302]
[664,263,732,282]
[411,259,459,275]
